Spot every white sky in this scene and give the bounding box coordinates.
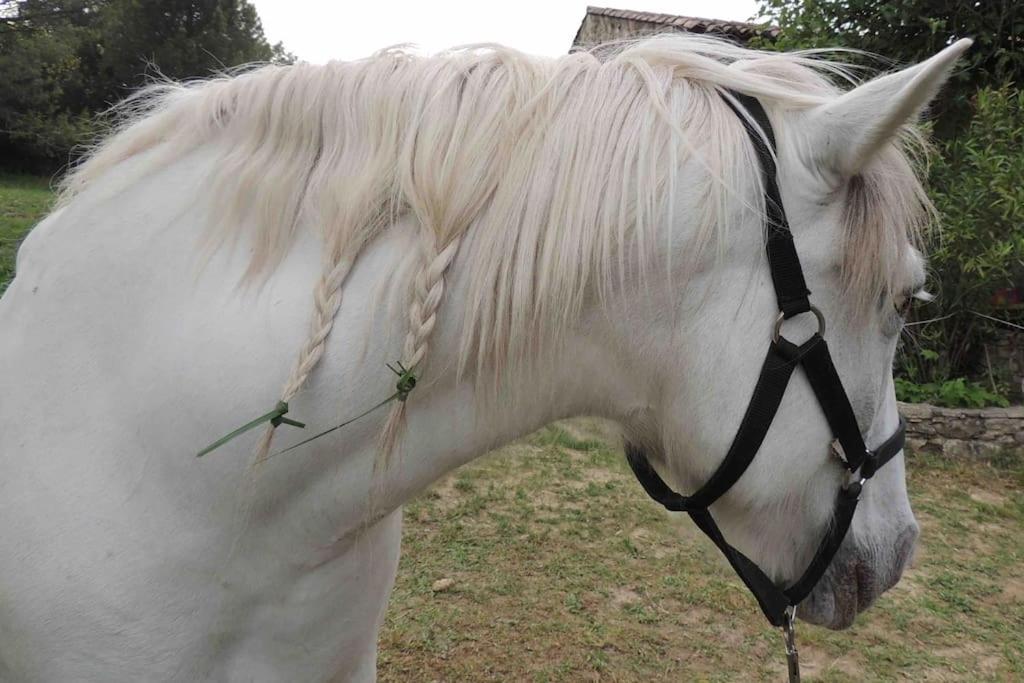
[253,0,762,64]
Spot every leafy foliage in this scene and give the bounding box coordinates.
[755,0,1023,137]
[87,0,292,109]
[758,0,1024,402]
[0,2,99,170]
[900,85,1024,388]
[0,0,293,171]
[894,377,1009,408]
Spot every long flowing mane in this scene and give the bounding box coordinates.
[59,36,932,457]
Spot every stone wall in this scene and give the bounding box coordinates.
[900,401,1024,457]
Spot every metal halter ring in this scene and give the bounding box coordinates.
[772,305,826,343]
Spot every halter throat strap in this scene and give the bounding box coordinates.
[624,90,906,628]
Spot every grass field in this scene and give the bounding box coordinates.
[379,421,1022,682]
[2,175,1022,681]
[0,173,54,293]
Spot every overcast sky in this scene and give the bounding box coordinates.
[253,1,763,64]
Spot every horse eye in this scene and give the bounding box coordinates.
[895,288,931,320]
[894,296,913,320]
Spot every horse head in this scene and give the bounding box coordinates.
[616,40,970,630]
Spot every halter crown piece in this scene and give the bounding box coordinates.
[624,92,907,683]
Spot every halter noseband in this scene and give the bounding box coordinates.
[624,92,906,678]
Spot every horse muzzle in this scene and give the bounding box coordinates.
[797,521,919,630]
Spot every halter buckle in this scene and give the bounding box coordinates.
[773,305,825,344]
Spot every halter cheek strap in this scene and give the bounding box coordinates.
[624,91,907,629]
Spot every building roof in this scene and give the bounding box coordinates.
[573,5,779,48]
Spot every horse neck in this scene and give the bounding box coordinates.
[312,232,656,532]
[271,147,739,536]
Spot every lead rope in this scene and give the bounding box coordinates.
[782,606,800,682]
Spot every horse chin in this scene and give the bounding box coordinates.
[796,571,863,630]
[796,524,919,630]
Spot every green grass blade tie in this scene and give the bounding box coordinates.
[197,362,417,460]
[387,361,418,401]
[196,401,305,458]
[267,361,419,459]
[267,390,401,459]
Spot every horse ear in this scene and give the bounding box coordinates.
[808,38,972,178]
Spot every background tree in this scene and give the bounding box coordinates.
[757,0,1024,404]
[87,0,292,111]
[0,1,103,169]
[0,0,293,172]
[899,86,1024,401]
[756,0,1022,137]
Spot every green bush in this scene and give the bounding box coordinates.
[894,377,1009,408]
[755,1,1024,138]
[897,85,1024,388]
[755,1,1024,404]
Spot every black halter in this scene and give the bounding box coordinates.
[624,92,907,633]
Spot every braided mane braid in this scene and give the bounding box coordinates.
[374,54,525,463]
[378,231,463,464]
[252,252,357,462]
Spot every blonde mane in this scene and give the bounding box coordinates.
[59,36,932,458]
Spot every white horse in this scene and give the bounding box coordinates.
[0,36,969,681]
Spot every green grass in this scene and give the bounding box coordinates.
[3,175,1022,680]
[0,173,54,293]
[381,420,1023,681]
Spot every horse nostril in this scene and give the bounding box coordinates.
[877,522,920,603]
[896,522,920,572]
[852,523,920,614]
